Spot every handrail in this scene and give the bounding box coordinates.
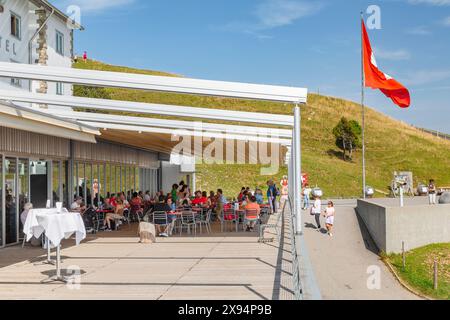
[284,195,303,300]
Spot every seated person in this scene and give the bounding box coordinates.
[244,196,261,232]
[191,191,208,206]
[20,203,33,226]
[70,196,86,215]
[180,199,192,210]
[255,189,264,205]
[103,199,125,231]
[130,192,143,208]
[120,193,130,209]
[102,198,114,211]
[152,199,173,237]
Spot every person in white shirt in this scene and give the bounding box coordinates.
[311,196,322,230]
[302,184,312,210]
[323,201,336,237]
[70,196,86,214]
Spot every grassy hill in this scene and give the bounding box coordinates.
[73,60,450,198]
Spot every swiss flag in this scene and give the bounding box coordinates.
[362,20,411,108]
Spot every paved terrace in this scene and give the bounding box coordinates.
[0,214,294,300]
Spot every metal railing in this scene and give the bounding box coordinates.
[285,196,303,300]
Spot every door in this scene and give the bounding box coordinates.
[30,161,48,209]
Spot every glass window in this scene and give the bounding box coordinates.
[0,155,3,247]
[135,167,139,192]
[62,161,68,208]
[106,163,112,197]
[130,167,135,194]
[92,164,99,207]
[115,165,121,195]
[77,163,85,204]
[10,12,21,39]
[99,164,105,199]
[56,30,64,55]
[5,158,17,245]
[122,167,129,196]
[52,161,60,205]
[85,164,92,206]
[122,166,127,195]
[56,82,63,95]
[18,159,29,236]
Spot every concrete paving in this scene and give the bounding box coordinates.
[301,199,421,300]
[0,215,294,300]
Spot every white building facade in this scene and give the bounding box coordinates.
[0,0,75,98]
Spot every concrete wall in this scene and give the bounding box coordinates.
[357,199,450,254]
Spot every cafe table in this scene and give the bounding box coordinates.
[23,208,86,283]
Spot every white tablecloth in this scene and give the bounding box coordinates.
[23,208,86,247]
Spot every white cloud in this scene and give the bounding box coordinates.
[373,47,411,60]
[220,0,323,39]
[406,70,450,85]
[254,0,323,29]
[54,0,135,13]
[443,16,450,26]
[406,25,432,35]
[408,0,450,5]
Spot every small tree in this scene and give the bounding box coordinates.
[332,117,362,161]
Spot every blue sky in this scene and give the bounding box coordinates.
[53,0,450,133]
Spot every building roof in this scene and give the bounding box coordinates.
[0,101,99,143]
[29,0,85,30]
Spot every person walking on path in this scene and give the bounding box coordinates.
[323,201,335,237]
[311,196,322,230]
[302,184,312,210]
[428,179,437,205]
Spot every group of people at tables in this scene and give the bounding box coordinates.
[68,181,272,235]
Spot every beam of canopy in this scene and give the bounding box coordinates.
[0,90,294,126]
[0,62,307,103]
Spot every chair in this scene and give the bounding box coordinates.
[221,208,237,232]
[196,208,212,234]
[130,204,143,222]
[179,211,197,236]
[153,211,169,235]
[243,209,260,232]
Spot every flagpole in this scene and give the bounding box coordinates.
[361,12,367,199]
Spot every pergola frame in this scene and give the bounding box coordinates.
[0,62,306,235]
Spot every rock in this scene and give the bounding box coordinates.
[438,192,450,204]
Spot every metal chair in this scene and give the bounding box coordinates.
[243,209,260,232]
[130,205,143,222]
[197,208,212,234]
[153,211,169,236]
[221,208,237,232]
[179,211,197,236]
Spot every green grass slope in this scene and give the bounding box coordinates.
[73,60,450,198]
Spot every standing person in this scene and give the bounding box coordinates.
[302,184,312,210]
[267,180,277,214]
[428,179,437,205]
[171,184,179,204]
[323,201,335,237]
[215,189,228,220]
[311,196,322,230]
[83,51,87,63]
